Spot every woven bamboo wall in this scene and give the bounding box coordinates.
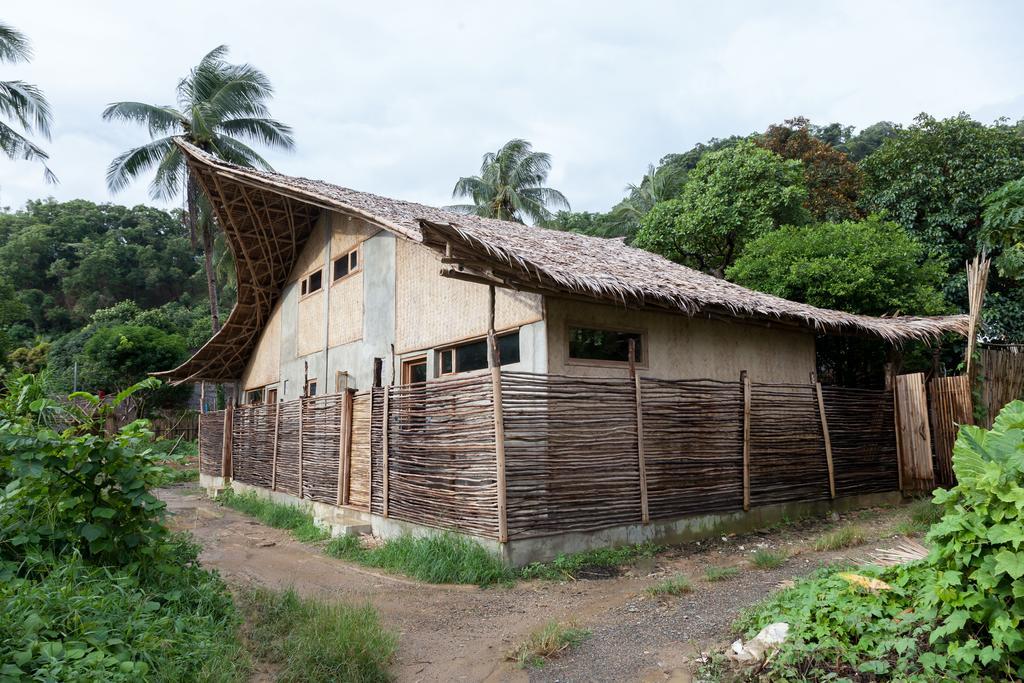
[980,347,1024,427]
[502,372,642,538]
[198,409,225,476]
[641,377,744,519]
[385,374,500,538]
[231,403,275,488]
[822,386,898,496]
[349,391,373,510]
[275,400,301,496]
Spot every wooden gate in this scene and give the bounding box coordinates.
[894,373,934,493]
[928,375,973,488]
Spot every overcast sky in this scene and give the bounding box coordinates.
[1,0,1023,214]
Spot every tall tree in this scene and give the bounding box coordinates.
[633,140,808,277]
[451,138,569,224]
[981,177,1024,279]
[0,22,54,182]
[103,45,294,333]
[759,117,863,221]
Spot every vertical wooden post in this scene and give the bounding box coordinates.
[892,377,905,494]
[814,382,837,499]
[487,285,509,543]
[271,401,280,491]
[337,390,354,506]
[382,389,390,517]
[298,398,305,499]
[741,371,751,511]
[221,404,234,480]
[197,410,203,476]
[628,340,649,524]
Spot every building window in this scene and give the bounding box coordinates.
[402,356,428,384]
[300,269,323,296]
[568,327,643,364]
[246,389,263,405]
[333,247,361,282]
[266,387,278,403]
[438,331,520,376]
[305,379,318,397]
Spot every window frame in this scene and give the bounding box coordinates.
[304,379,318,397]
[299,267,324,299]
[565,322,648,368]
[436,330,521,377]
[331,245,362,285]
[401,356,428,385]
[245,387,264,405]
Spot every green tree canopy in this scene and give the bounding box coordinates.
[451,138,569,224]
[981,177,1024,279]
[727,216,948,316]
[79,324,189,408]
[633,140,808,276]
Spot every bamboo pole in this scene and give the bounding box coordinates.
[964,255,991,378]
[382,389,390,518]
[629,340,649,524]
[338,390,353,506]
[815,381,836,499]
[893,377,905,494]
[271,400,280,491]
[488,285,509,543]
[741,371,751,511]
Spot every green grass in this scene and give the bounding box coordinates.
[326,533,515,587]
[646,574,693,596]
[704,565,740,582]
[508,620,591,668]
[159,467,199,485]
[813,525,866,552]
[751,549,787,569]
[238,587,395,683]
[892,498,944,536]
[519,542,662,581]
[217,488,329,543]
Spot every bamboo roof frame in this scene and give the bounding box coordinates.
[158,139,970,384]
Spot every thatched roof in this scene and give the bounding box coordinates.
[158,139,968,384]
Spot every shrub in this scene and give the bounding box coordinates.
[239,587,395,683]
[508,620,590,668]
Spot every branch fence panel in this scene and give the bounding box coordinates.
[274,400,302,496]
[980,347,1024,427]
[301,395,344,504]
[640,377,744,519]
[821,386,899,496]
[349,390,373,510]
[198,409,225,476]
[370,388,386,516]
[748,383,831,507]
[502,372,641,539]
[231,404,275,488]
[386,374,500,538]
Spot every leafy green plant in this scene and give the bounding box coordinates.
[508,620,590,669]
[326,532,514,587]
[704,566,740,582]
[217,488,329,543]
[646,574,692,597]
[519,542,661,581]
[750,549,787,569]
[238,587,395,683]
[813,525,865,551]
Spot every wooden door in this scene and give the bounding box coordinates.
[894,373,934,493]
[928,375,973,488]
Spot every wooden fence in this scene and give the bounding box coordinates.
[199,371,903,542]
[980,347,1024,427]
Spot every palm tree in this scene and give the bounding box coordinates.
[103,45,294,333]
[451,138,569,224]
[0,22,55,182]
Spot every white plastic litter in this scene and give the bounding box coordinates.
[728,622,789,663]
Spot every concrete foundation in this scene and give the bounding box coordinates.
[199,474,901,567]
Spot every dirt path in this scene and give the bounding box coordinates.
[162,485,918,683]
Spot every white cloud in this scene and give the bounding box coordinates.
[1,0,1022,213]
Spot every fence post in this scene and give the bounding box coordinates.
[271,401,280,491]
[487,285,509,543]
[337,390,354,506]
[741,371,751,511]
[221,404,234,480]
[814,382,837,499]
[382,389,390,518]
[298,398,305,499]
[628,340,649,524]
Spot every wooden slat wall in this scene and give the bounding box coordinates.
[640,377,744,519]
[274,400,302,496]
[386,374,500,538]
[502,372,641,539]
[748,383,831,507]
[301,395,343,504]
[928,375,973,488]
[348,391,373,510]
[231,404,275,488]
[198,409,225,476]
[822,386,899,496]
[980,348,1024,427]
[894,372,934,493]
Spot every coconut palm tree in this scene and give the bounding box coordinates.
[103,45,294,333]
[451,138,569,224]
[0,22,55,182]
